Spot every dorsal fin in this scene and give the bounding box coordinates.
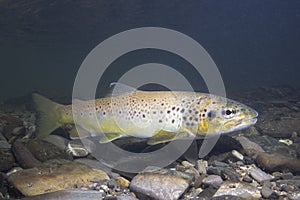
[108,82,138,97]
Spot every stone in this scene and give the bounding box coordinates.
[12,140,42,169]
[248,167,273,183]
[0,149,15,171]
[42,135,69,151]
[235,136,265,159]
[231,150,244,161]
[26,139,73,162]
[261,185,278,199]
[130,172,190,200]
[196,160,207,175]
[242,175,253,183]
[202,175,223,188]
[256,152,300,173]
[211,195,247,200]
[116,177,130,188]
[66,140,90,157]
[21,189,104,200]
[8,159,109,196]
[105,196,139,200]
[213,181,261,199]
[212,161,228,168]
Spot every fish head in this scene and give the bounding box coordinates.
[196,96,258,135]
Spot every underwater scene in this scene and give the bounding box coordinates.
[1,1,300,200]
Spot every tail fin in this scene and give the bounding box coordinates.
[32,93,63,137]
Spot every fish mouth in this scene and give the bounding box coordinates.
[220,110,258,134]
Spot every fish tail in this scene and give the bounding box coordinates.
[32,93,64,137]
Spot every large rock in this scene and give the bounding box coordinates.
[130,172,191,200]
[8,159,109,196]
[213,181,261,199]
[256,152,300,173]
[26,139,73,161]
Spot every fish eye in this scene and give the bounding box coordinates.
[222,108,235,118]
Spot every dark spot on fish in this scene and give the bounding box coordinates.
[189,110,192,113]
[154,99,157,102]
[142,114,145,118]
[204,109,207,112]
[186,122,190,126]
[195,111,199,115]
[95,107,98,111]
[194,118,198,122]
[153,111,156,114]
[232,110,236,114]
[161,103,164,106]
[180,108,185,113]
[103,112,106,115]
[158,119,162,123]
[176,107,180,111]
[207,111,216,118]
[212,102,216,104]
[171,119,175,124]
[189,117,193,121]
[167,110,171,114]
[172,106,176,110]
[191,122,194,126]
[183,116,187,121]
[202,114,205,117]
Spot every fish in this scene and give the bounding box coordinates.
[32,83,258,145]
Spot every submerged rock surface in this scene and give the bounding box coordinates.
[8,159,109,196]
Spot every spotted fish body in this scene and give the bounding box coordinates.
[33,89,258,145]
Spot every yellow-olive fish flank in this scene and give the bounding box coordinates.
[32,87,258,145]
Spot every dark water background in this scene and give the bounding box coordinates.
[0,0,299,100]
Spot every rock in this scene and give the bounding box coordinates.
[12,141,41,168]
[256,152,300,173]
[42,135,69,151]
[281,172,294,179]
[196,160,207,175]
[221,168,240,182]
[210,195,247,200]
[0,149,15,171]
[248,167,273,183]
[0,133,10,149]
[212,161,228,168]
[213,181,261,199]
[8,159,109,196]
[261,185,278,199]
[231,150,244,161]
[130,172,190,200]
[0,115,24,140]
[235,136,265,159]
[21,189,104,200]
[116,177,130,188]
[181,161,194,168]
[202,175,223,188]
[66,140,90,157]
[26,139,73,161]
[242,175,253,183]
[197,186,218,199]
[105,196,139,200]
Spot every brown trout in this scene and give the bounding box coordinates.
[32,86,258,145]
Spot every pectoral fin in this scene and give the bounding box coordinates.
[99,132,123,143]
[69,126,91,139]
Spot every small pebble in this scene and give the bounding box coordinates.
[249,167,273,183]
[212,161,228,167]
[261,185,278,199]
[242,175,253,183]
[202,175,223,188]
[182,161,194,168]
[197,160,207,175]
[232,150,244,161]
[281,172,293,180]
